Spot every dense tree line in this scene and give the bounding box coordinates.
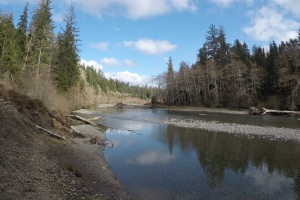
[83,65,153,100]
[0,0,151,101]
[0,0,80,92]
[155,24,300,110]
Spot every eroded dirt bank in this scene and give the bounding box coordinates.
[0,89,130,199]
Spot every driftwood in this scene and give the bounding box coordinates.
[35,125,66,140]
[66,115,97,126]
[89,116,101,122]
[249,107,300,116]
[115,102,126,109]
[70,126,86,138]
[97,122,142,136]
[261,108,300,116]
[102,138,114,149]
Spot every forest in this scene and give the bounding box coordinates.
[0,1,299,110]
[154,25,300,110]
[0,0,152,107]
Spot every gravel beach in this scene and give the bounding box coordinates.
[96,109,300,143]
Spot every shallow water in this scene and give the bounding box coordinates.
[93,107,300,200]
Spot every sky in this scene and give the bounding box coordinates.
[1,0,300,86]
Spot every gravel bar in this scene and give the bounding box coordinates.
[99,114,300,142]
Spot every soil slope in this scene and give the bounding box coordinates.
[0,88,130,199]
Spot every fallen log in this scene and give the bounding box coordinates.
[35,125,66,140]
[261,108,300,116]
[90,116,101,122]
[66,115,97,126]
[70,126,86,138]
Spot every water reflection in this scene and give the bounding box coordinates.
[101,110,300,199]
[162,125,300,196]
[127,149,175,165]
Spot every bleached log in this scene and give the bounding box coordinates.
[66,115,97,126]
[35,125,66,140]
[261,108,300,116]
[89,116,101,122]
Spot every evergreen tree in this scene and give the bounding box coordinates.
[241,42,250,65]
[232,40,250,65]
[205,24,219,60]
[27,0,55,75]
[199,25,229,67]
[166,57,175,105]
[53,5,80,92]
[0,13,18,80]
[265,41,279,94]
[232,39,243,59]
[197,44,208,65]
[216,25,229,67]
[16,3,28,62]
[251,45,265,68]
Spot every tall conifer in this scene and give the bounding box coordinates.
[16,3,28,60]
[0,13,17,79]
[53,5,80,92]
[27,0,54,75]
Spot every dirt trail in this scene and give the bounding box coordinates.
[0,88,130,199]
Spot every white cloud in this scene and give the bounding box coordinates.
[171,0,198,11]
[245,163,294,197]
[100,58,137,67]
[271,0,300,16]
[52,12,64,23]
[90,42,110,52]
[124,38,177,56]
[209,0,253,7]
[127,149,175,165]
[67,0,197,20]
[100,58,121,67]
[112,26,121,31]
[122,0,170,20]
[243,6,299,43]
[123,59,136,66]
[80,59,103,71]
[105,71,152,86]
[0,0,36,5]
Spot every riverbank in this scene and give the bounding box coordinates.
[0,90,130,199]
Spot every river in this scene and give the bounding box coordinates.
[90,106,300,200]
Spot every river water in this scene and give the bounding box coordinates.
[92,107,300,200]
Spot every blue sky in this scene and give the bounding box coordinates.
[1,0,300,86]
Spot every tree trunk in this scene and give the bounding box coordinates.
[261,108,300,116]
[249,107,300,116]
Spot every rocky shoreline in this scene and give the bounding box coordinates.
[96,111,300,143]
[162,117,300,142]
